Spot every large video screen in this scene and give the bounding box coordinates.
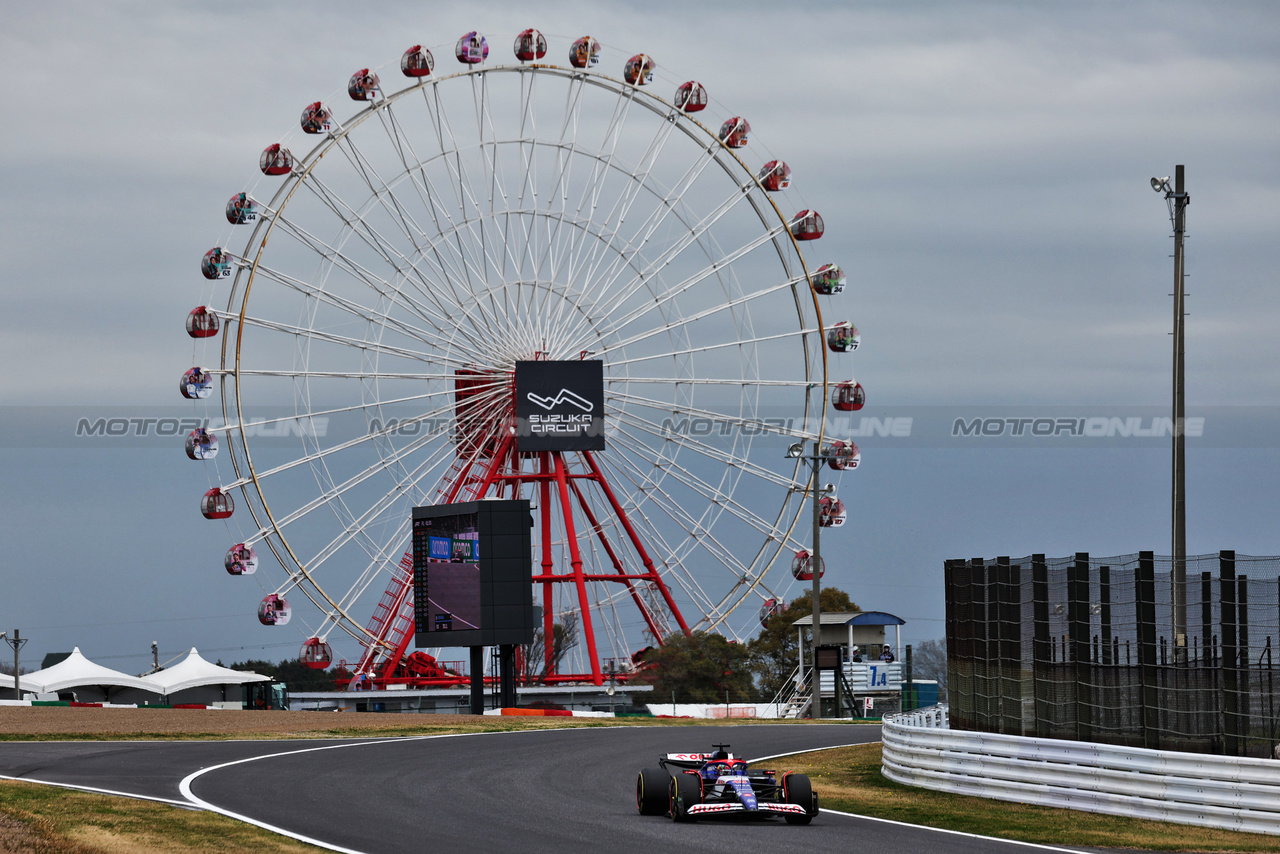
[412,500,533,648]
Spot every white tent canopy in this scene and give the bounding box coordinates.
[21,648,162,695]
[0,672,46,694]
[149,648,269,695]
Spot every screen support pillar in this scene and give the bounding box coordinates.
[469,646,485,715]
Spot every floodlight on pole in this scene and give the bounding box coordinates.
[1152,165,1190,659]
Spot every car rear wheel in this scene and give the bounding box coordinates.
[636,767,671,816]
[782,772,816,825]
[669,772,702,822]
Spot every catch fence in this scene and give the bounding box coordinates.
[944,551,1280,757]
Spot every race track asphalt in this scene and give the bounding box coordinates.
[0,723,1091,854]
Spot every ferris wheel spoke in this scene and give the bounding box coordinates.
[580,218,791,347]
[609,408,799,491]
[376,102,503,307]
[570,142,744,323]
[288,176,485,337]
[421,83,512,295]
[228,311,440,364]
[239,401,456,485]
[246,261,490,366]
[597,273,805,356]
[606,388,817,442]
[536,83,637,333]
[607,422,785,547]
[605,326,821,368]
[589,446,729,621]
[266,204,460,339]
[262,421,446,535]
[546,117,684,343]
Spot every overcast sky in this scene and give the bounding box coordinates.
[2,1,1277,675]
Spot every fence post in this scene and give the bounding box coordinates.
[1032,554,1050,738]
[999,558,1024,734]
[1136,551,1160,750]
[972,557,989,730]
[944,558,973,730]
[1070,552,1092,742]
[1238,574,1252,746]
[1220,550,1240,756]
[1201,571,1213,666]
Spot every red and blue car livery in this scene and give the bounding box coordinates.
[635,744,818,824]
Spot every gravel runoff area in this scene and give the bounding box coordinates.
[0,706,499,738]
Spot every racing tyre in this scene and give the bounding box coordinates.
[782,772,816,825]
[636,767,671,816]
[669,772,702,822]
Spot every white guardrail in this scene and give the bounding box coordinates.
[881,705,1280,837]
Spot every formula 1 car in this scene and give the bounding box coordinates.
[635,744,818,824]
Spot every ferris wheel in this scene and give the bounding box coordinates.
[184,30,860,685]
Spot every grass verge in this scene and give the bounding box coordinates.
[0,781,321,853]
[768,743,1280,852]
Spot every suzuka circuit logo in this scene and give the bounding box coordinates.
[515,360,605,451]
[525,389,595,413]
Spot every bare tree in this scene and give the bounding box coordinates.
[520,611,580,684]
[910,638,948,699]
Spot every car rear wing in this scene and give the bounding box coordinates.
[659,752,733,769]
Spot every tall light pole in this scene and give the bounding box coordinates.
[1151,166,1190,657]
[787,441,833,716]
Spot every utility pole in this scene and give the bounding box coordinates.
[3,631,27,700]
[1152,166,1190,658]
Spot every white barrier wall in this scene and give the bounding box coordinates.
[881,706,1280,837]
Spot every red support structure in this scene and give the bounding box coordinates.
[349,372,690,689]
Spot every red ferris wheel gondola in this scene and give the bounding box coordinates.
[758,160,790,191]
[818,496,847,528]
[186,306,220,339]
[300,102,332,134]
[827,439,860,471]
[514,29,547,62]
[348,69,380,101]
[674,81,708,112]
[719,116,750,148]
[259,144,293,176]
[759,597,786,628]
[401,45,435,77]
[832,381,865,412]
[790,210,824,240]
[791,549,825,581]
[201,487,234,520]
[299,637,333,669]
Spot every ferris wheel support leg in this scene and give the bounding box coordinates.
[553,452,604,686]
[581,451,691,637]
[566,477,665,644]
[539,453,556,677]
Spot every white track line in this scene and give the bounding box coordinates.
[751,741,1091,854]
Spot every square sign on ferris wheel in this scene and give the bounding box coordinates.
[514,360,605,452]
